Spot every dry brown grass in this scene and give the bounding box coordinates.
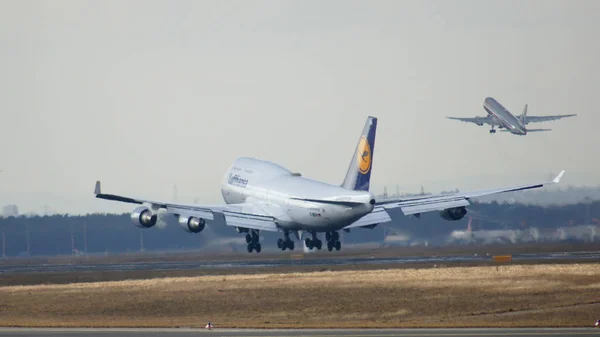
[1,263,599,328]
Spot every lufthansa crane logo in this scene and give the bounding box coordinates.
[357,136,371,174]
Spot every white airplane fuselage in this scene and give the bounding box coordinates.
[483,97,527,135]
[220,157,376,232]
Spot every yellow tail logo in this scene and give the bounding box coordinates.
[357,136,371,174]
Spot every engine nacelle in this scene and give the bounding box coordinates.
[131,206,158,228]
[178,216,206,233]
[439,206,467,221]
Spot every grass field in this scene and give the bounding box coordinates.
[1,263,599,328]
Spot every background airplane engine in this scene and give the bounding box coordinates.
[439,206,467,221]
[178,216,206,233]
[130,206,158,228]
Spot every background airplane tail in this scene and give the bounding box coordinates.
[519,104,528,124]
[341,116,377,191]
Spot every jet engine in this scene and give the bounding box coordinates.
[178,216,206,233]
[439,206,467,221]
[131,206,158,228]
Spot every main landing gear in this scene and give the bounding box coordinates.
[304,232,323,250]
[489,126,496,134]
[245,230,261,253]
[325,231,341,251]
[277,230,295,251]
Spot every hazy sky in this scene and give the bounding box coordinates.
[1,0,599,215]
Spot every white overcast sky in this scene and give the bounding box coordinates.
[1,0,598,215]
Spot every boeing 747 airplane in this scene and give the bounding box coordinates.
[447,97,576,135]
[94,116,565,253]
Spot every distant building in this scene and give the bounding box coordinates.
[2,204,19,217]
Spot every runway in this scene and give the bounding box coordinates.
[1,251,599,275]
[0,328,599,337]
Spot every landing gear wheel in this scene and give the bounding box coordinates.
[334,240,341,251]
[314,239,322,250]
[245,230,261,253]
[305,238,314,250]
[278,239,294,251]
[327,241,333,251]
[332,232,339,241]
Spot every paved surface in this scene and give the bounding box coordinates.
[0,328,599,337]
[1,251,599,275]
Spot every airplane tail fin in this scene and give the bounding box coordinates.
[342,116,377,191]
[519,104,528,124]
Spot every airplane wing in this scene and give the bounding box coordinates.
[93,181,280,232]
[500,128,552,132]
[524,114,577,124]
[446,116,491,126]
[371,170,565,217]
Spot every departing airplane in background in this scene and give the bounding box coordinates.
[94,116,565,253]
[447,97,577,135]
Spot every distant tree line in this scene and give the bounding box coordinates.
[0,200,598,258]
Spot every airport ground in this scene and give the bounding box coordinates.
[1,328,600,337]
[3,241,600,266]
[0,242,599,329]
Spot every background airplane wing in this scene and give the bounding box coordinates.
[500,128,552,132]
[372,170,565,216]
[446,116,490,125]
[524,114,577,123]
[93,181,280,232]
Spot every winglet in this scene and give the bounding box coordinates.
[94,180,101,195]
[553,170,565,184]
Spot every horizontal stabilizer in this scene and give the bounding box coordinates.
[345,206,392,229]
[289,197,366,206]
